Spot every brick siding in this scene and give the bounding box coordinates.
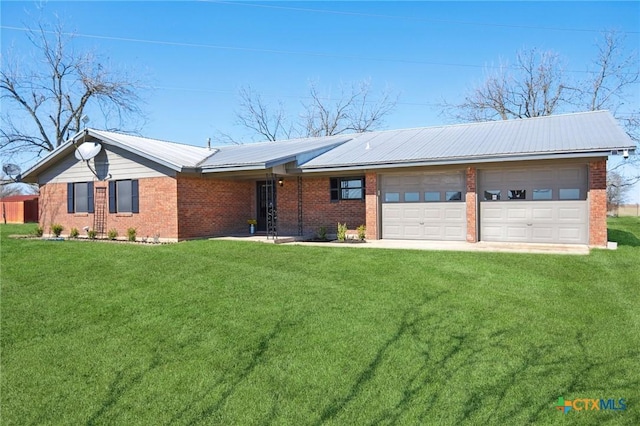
[176,176,253,239]
[278,176,366,237]
[465,167,477,242]
[588,159,608,247]
[39,177,179,240]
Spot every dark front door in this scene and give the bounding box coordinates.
[256,181,276,232]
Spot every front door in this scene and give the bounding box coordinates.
[256,181,276,232]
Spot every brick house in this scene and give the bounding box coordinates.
[21,111,634,247]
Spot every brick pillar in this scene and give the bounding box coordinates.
[365,172,379,240]
[466,166,477,243]
[588,159,607,247]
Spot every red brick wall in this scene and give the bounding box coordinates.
[293,176,366,237]
[365,172,379,240]
[39,177,179,240]
[466,167,477,242]
[588,159,607,247]
[176,176,253,239]
[276,178,300,235]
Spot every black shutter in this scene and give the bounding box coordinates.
[67,183,74,213]
[109,181,116,213]
[87,182,94,213]
[330,178,339,201]
[131,180,139,213]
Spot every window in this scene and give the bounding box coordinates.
[559,188,580,200]
[446,191,463,201]
[330,177,364,201]
[425,191,440,202]
[109,180,139,213]
[508,189,526,200]
[484,190,501,201]
[384,192,400,202]
[404,192,420,202]
[533,189,552,200]
[67,182,94,213]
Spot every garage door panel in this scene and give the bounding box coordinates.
[444,207,465,220]
[480,200,587,244]
[402,208,421,220]
[382,201,466,241]
[506,226,528,239]
[507,208,527,220]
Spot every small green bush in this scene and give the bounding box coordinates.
[357,224,366,241]
[33,226,43,237]
[51,224,63,237]
[87,230,97,240]
[107,229,118,240]
[127,228,137,242]
[317,226,327,241]
[69,228,79,238]
[337,222,347,242]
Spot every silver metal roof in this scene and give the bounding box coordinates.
[299,111,635,170]
[198,134,351,170]
[89,129,213,169]
[21,111,634,181]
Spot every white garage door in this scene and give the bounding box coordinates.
[479,166,588,244]
[381,172,466,240]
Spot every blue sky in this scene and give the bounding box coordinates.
[2,1,639,199]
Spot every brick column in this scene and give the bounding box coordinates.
[588,159,607,247]
[365,172,379,240]
[466,166,477,243]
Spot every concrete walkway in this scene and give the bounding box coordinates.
[211,235,592,255]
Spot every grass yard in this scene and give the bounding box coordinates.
[1,219,639,425]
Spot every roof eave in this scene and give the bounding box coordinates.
[299,150,625,173]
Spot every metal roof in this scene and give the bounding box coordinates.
[21,111,635,181]
[299,111,635,170]
[199,134,351,170]
[89,129,213,170]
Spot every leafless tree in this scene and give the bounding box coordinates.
[1,20,145,157]
[445,31,638,126]
[302,79,398,137]
[232,79,398,141]
[444,48,574,122]
[607,170,632,213]
[233,86,293,142]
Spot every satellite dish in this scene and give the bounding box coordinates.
[2,163,21,177]
[75,142,102,161]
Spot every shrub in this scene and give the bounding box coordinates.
[107,229,118,240]
[127,228,137,242]
[69,228,79,238]
[87,230,97,240]
[33,226,43,237]
[51,224,63,237]
[317,226,327,241]
[357,224,366,241]
[337,222,347,242]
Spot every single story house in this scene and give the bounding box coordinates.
[0,194,39,224]
[21,110,635,247]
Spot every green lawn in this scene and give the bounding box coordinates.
[2,219,639,425]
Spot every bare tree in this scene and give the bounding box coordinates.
[583,31,639,144]
[232,79,398,141]
[302,79,398,137]
[607,170,632,213]
[1,20,145,157]
[233,86,293,142]
[445,48,574,122]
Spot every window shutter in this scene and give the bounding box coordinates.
[109,181,116,213]
[67,183,74,213]
[131,180,139,213]
[87,182,94,213]
[330,178,339,201]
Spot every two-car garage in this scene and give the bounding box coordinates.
[380,164,589,244]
